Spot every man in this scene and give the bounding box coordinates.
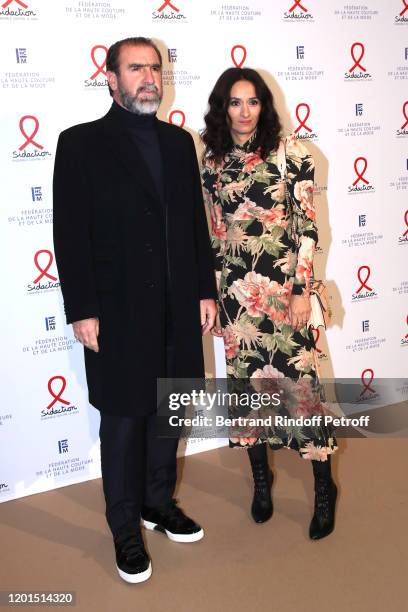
[53,37,217,584]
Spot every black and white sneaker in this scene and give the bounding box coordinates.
[114,528,152,583]
[142,499,204,543]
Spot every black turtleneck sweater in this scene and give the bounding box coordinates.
[111,101,164,205]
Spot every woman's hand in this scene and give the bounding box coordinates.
[211,311,223,337]
[288,294,311,332]
[200,299,218,335]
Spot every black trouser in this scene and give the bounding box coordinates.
[99,344,178,537]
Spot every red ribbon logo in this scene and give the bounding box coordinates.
[401,101,408,129]
[349,42,366,73]
[33,250,58,283]
[403,210,408,237]
[90,45,108,80]
[294,103,312,134]
[1,0,28,7]
[356,265,372,294]
[352,157,369,186]
[157,0,179,11]
[169,110,186,128]
[231,45,247,68]
[400,0,408,16]
[47,376,70,409]
[360,368,375,397]
[18,115,43,151]
[289,0,308,12]
[311,326,322,354]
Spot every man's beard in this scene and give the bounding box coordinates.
[119,83,162,115]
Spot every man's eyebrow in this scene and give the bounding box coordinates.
[127,63,161,69]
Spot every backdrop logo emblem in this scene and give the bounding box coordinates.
[356,266,372,293]
[398,210,408,244]
[348,157,374,194]
[33,249,58,283]
[284,0,313,20]
[2,0,28,6]
[231,45,247,68]
[353,157,369,185]
[311,326,328,360]
[345,43,372,80]
[359,368,375,398]
[294,103,318,140]
[289,0,308,12]
[157,0,179,12]
[42,376,78,418]
[352,265,377,301]
[311,326,322,353]
[13,116,51,160]
[19,115,43,150]
[396,0,408,23]
[85,45,108,88]
[0,0,36,16]
[168,109,186,128]
[153,0,186,20]
[397,101,408,136]
[47,376,70,409]
[90,45,107,79]
[27,250,59,293]
[349,43,366,72]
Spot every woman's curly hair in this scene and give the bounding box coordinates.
[201,67,282,166]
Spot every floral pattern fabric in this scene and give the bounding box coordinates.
[201,134,337,460]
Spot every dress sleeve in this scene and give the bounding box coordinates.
[201,160,227,281]
[285,136,317,296]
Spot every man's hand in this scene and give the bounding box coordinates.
[72,317,100,352]
[200,299,217,336]
[288,295,311,332]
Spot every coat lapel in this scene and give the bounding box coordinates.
[101,108,162,207]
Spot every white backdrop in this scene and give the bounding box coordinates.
[1,0,407,503]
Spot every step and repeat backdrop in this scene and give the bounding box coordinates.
[0,0,407,502]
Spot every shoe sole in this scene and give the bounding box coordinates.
[252,509,273,524]
[116,560,152,584]
[142,519,204,542]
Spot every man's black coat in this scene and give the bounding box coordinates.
[53,106,216,416]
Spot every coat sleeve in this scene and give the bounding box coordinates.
[187,135,218,300]
[285,136,317,296]
[53,130,100,324]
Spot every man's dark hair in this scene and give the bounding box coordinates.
[201,67,282,165]
[106,37,163,97]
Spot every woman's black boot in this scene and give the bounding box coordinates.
[309,455,337,540]
[247,443,273,524]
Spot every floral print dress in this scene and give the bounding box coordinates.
[201,134,337,461]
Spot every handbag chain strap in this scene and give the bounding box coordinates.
[277,136,315,285]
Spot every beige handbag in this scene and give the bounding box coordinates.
[276,137,332,330]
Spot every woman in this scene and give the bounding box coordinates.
[201,67,338,540]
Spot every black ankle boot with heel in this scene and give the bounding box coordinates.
[247,443,273,524]
[309,455,337,540]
